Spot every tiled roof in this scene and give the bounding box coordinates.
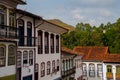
[61,47,83,56]
[103,54,120,63]
[73,46,108,61]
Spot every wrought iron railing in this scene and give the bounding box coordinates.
[0,24,17,39]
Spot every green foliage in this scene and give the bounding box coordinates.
[62,18,120,53]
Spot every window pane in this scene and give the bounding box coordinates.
[8,45,15,65]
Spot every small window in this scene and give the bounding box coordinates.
[89,63,95,77]
[45,32,49,54]
[0,5,6,25]
[116,66,120,73]
[23,51,28,66]
[0,45,6,67]
[82,63,87,76]
[56,35,59,53]
[107,65,112,73]
[97,64,102,77]
[9,10,15,27]
[52,60,55,73]
[57,60,59,71]
[29,50,33,65]
[50,34,54,53]
[41,62,45,77]
[8,45,16,65]
[38,30,43,54]
[47,61,51,75]
[17,51,22,68]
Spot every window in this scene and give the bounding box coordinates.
[0,44,5,67]
[8,45,16,65]
[38,30,42,54]
[29,50,33,65]
[0,5,6,25]
[50,34,54,53]
[82,63,87,76]
[23,51,28,66]
[107,65,112,73]
[41,62,45,77]
[18,19,24,46]
[116,66,120,73]
[47,61,51,75]
[97,64,102,77]
[56,35,59,53]
[52,60,55,73]
[17,51,22,68]
[45,32,49,54]
[57,60,59,71]
[9,10,15,27]
[27,22,32,46]
[89,63,95,77]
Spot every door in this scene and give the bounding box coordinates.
[23,75,32,80]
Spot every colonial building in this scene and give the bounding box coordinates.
[35,20,68,80]
[61,47,76,80]
[16,9,42,80]
[0,0,25,80]
[73,46,120,80]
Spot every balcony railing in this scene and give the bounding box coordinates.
[62,66,76,78]
[18,36,36,46]
[0,24,17,40]
[106,72,113,78]
[116,73,120,79]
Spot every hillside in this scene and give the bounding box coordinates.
[47,19,75,32]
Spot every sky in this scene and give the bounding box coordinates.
[18,0,120,27]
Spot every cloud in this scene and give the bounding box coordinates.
[69,0,117,7]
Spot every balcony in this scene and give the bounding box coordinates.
[0,24,17,40]
[18,36,36,46]
[116,73,120,79]
[62,66,76,78]
[106,72,113,78]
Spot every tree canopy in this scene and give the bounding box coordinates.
[62,18,120,53]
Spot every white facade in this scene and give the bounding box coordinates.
[35,20,67,80]
[82,61,103,80]
[16,10,38,80]
[103,63,120,80]
[74,56,82,80]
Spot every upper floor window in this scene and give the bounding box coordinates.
[89,63,95,77]
[0,6,6,25]
[18,19,24,46]
[52,60,55,73]
[97,64,102,77]
[23,51,28,66]
[9,10,15,27]
[57,60,59,71]
[38,30,43,54]
[107,65,112,73]
[27,22,32,46]
[47,61,51,75]
[50,34,54,53]
[56,35,59,53]
[41,62,45,77]
[45,32,49,54]
[29,50,33,65]
[0,44,6,67]
[8,45,16,65]
[82,63,87,76]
